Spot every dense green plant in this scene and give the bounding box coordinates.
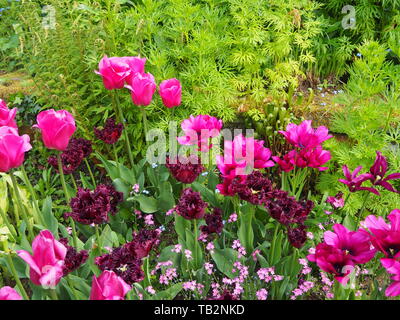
[317,41,400,217]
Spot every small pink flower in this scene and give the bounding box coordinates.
[228,213,238,223]
[206,242,215,254]
[144,214,154,226]
[133,184,140,193]
[172,244,182,253]
[146,286,156,295]
[204,262,214,275]
[166,208,174,216]
[256,288,268,300]
[184,249,193,261]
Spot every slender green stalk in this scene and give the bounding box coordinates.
[95,225,102,250]
[2,241,29,300]
[114,92,135,168]
[193,219,199,270]
[57,154,78,248]
[140,106,149,145]
[357,192,371,226]
[70,174,78,192]
[10,172,34,240]
[84,158,96,188]
[21,165,43,225]
[0,207,17,240]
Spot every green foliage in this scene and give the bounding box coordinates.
[317,41,400,216]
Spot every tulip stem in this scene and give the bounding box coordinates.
[10,172,34,241]
[70,174,78,192]
[193,219,199,270]
[57,154,79,249]
[2,241,29,300]
[84,158,97,188]
[114,92,135,168]
[140,106,149,145]
[21,165,43,225]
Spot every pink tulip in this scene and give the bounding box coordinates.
[90,270,131,300]
[122,56,146,84]
[217,134,274,178]
[381,258,400,297]
[279,120,332,149]
[178,115,223,151]
[0,126,32,172]
[362,209,400,259]
[34,109,76,151]
[17,230,67,288]
[323,224,376,264]
[159,78,182,108]
[0,99,17,128]
[0,286,22,300]
[125,72,156,106]
[95,55,131,90]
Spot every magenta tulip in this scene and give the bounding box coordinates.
[0,126,32,172]
[125,72,156,106]
[122,56,146,84]
[0,286,22,300]
[0,99,17,128]
[95,55,131,90]
[381,258,400,297]
[34,109,76,151]
[178,115,223,151]
[159,78,182,108]
[279,120,332,149]
[17,230,67,288]
[90,270,131,300]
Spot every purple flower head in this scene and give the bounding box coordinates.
[126,229,160,259]
[288,225,308,249]
[200,208,224,237]
[65,184,123,225]
[165,155,205,184]
[175,188,208,220]
[59,238,89,276]
[369,151,400,193]
[96,246,144,285]
[94,118,124,144]
[338,165,379,195]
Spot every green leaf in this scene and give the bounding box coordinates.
[41,197,58,235]
[151,283,183,300]
[133,195,158,213]
[238,204,254,253]
[211,248,238,279]
[157,181,175,212]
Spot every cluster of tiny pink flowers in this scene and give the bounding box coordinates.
[184,249,193,261]
[166,208,174,216]
[232,261,249,282]
[232,240,246,258]
[146,286,156,295]
[159,267,178,285]
[290,281,315,300]
[206,242,215,254]
[320,272,334,299]
[299,258,312,275]
[144,214,154,226]
[257,267,284,283]
[171,244,182,253]
[306,232,314,240]
[211,282,220,298]
[256,288,268,300]
[222,277,244,297]
[228,213,237,223]
[183,281,204,294]
[132,184,140,193]
[152,260,173,273]
[204,262,214,275]
[198,232,208,242]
